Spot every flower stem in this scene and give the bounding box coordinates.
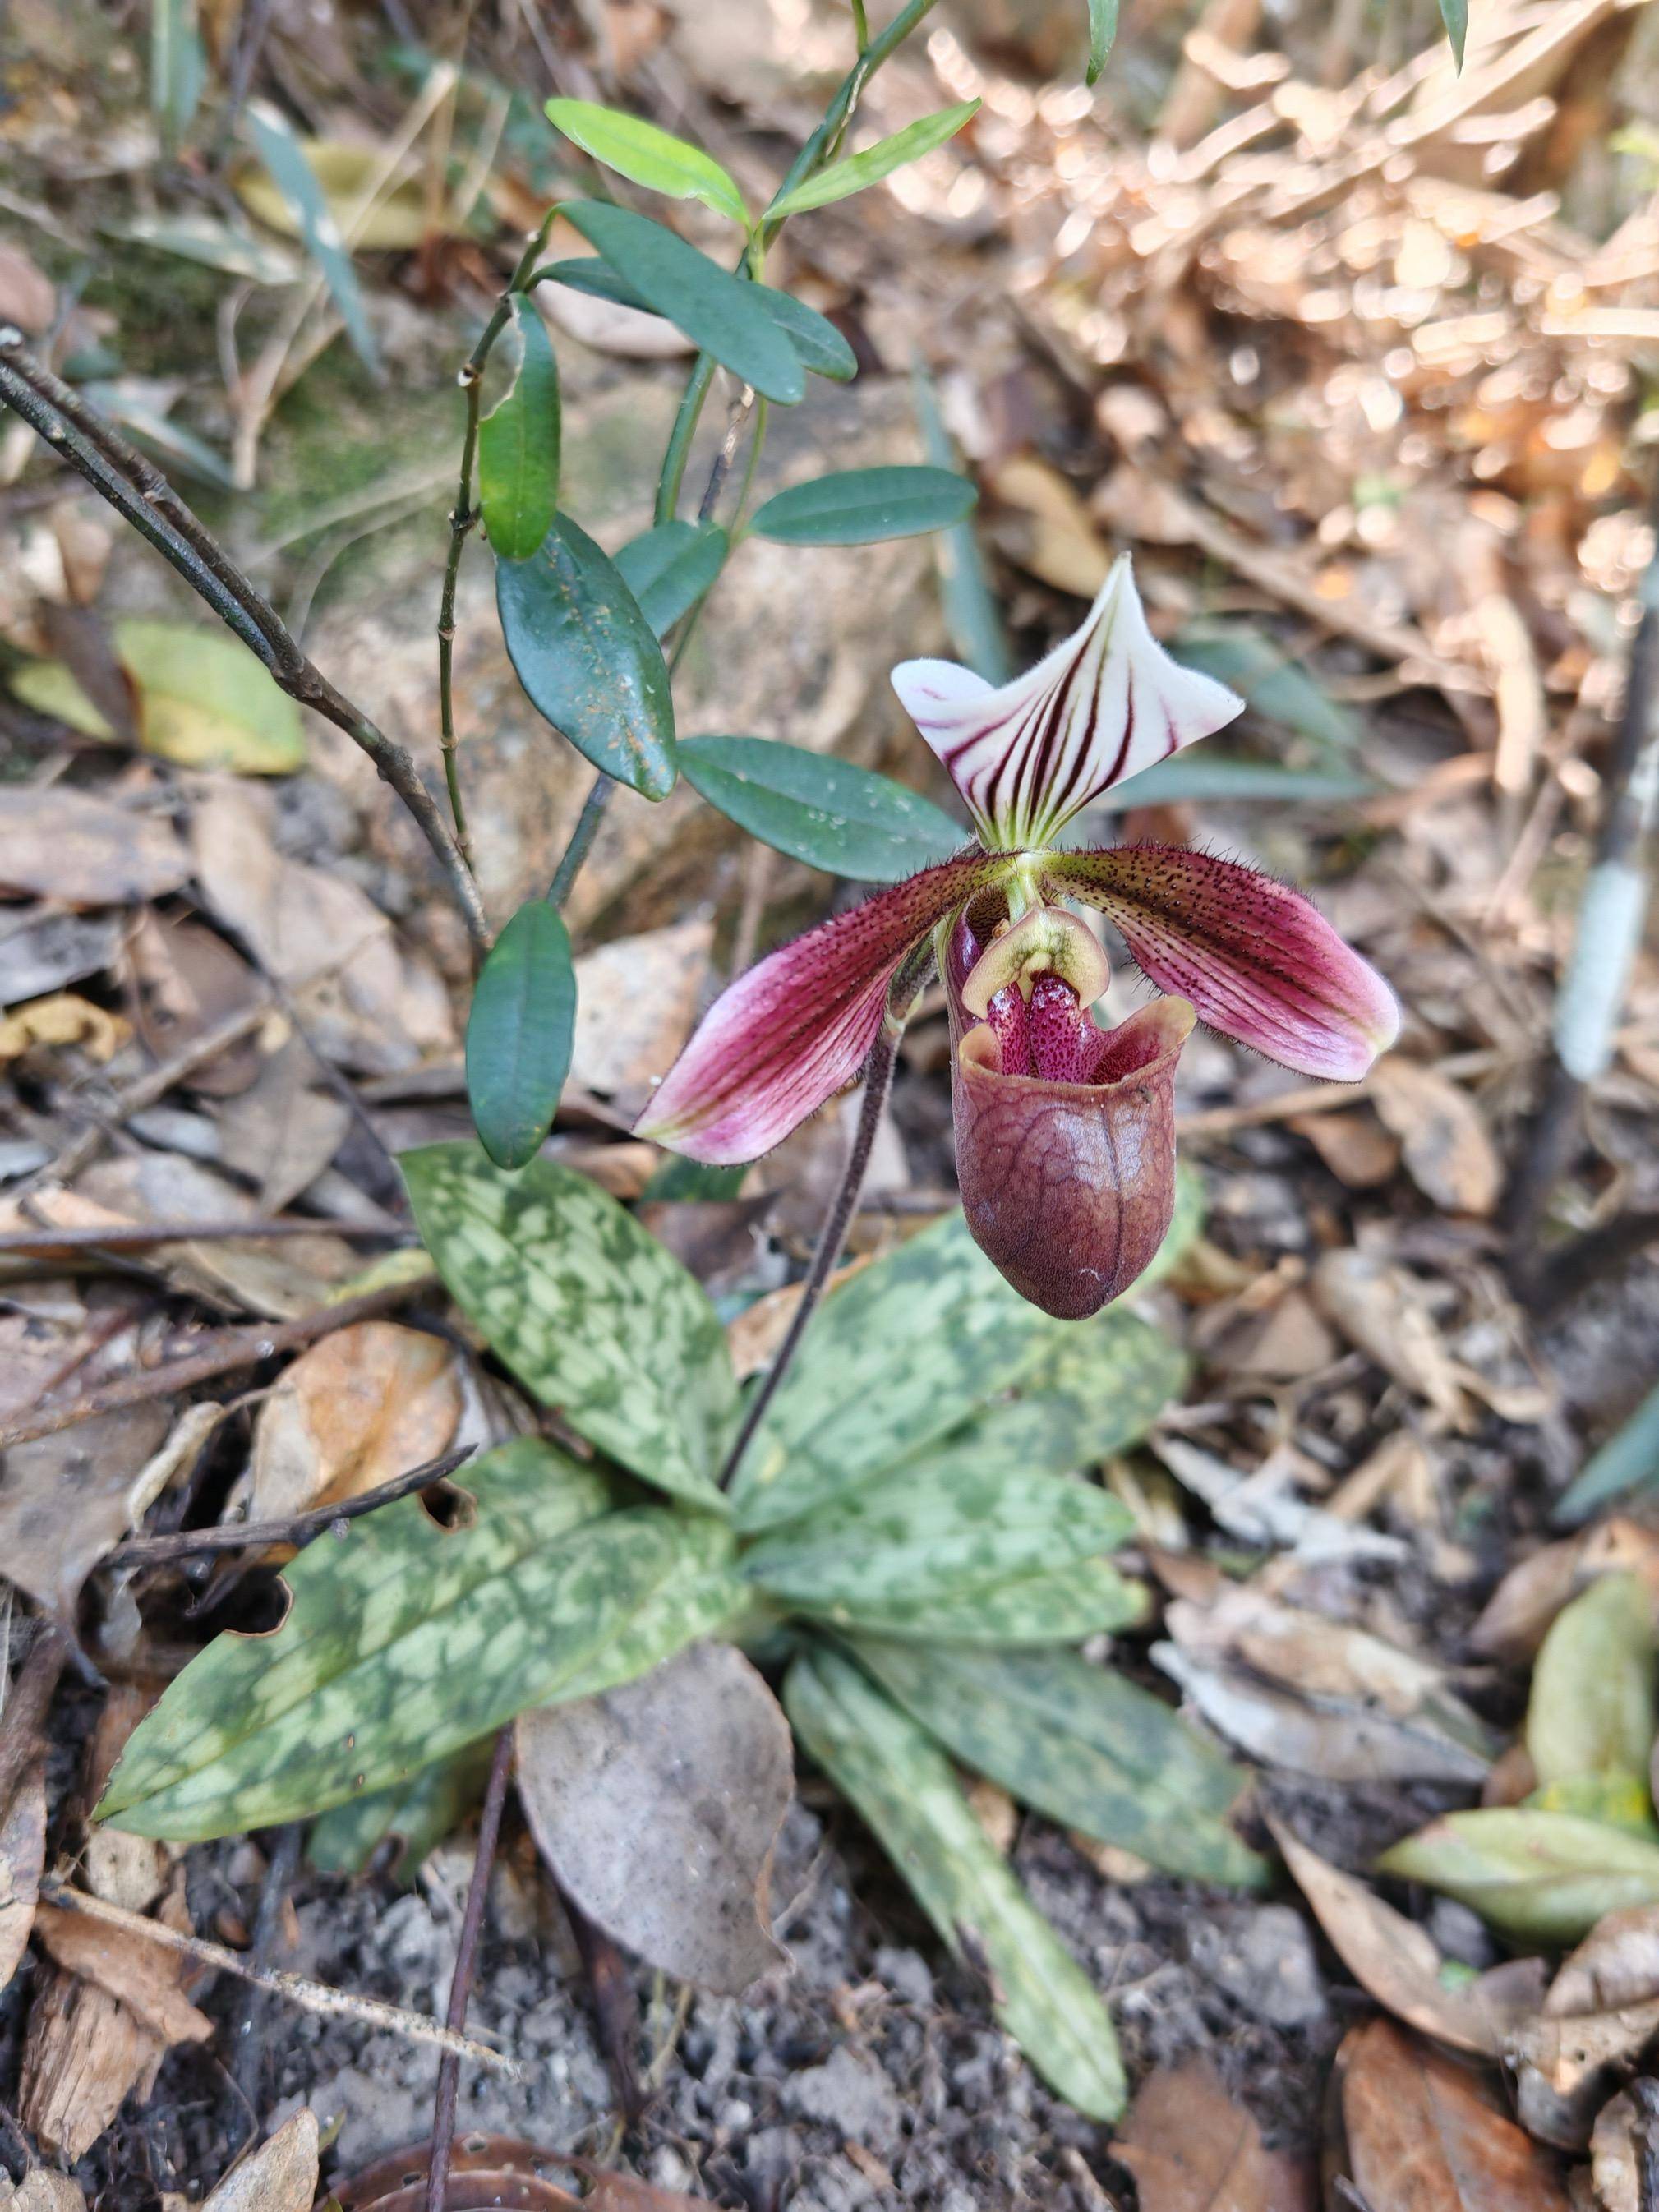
[719,1021,901,1488]
[424,1725,515,2212]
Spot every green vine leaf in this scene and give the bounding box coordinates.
[614,521,728,639]
[678,735,962,881]
[477,295,561,563]
[786,1646,1126,2120]
[97,1440,741,1841]
[464,898,576,1170]
[496,513,676,799]
[546,99,749,228]
[1085,0,1118,85]
[766,101,980,218]
[749,466,977,546]
[1438,0,1468,70]
[402,1142,737,1508]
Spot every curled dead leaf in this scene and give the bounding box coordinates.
[1369,1058,1502,1216]
[200,2108,319,2211]
[1116,2057,1314,2210]
[246,1320,462,1524]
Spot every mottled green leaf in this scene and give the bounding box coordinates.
[98,1440,741,1840]
[1377,1809,1659,1944]
[464,899,575,1170]
[546,99,749,227]
[850,1640,1266,1887]
[614,521,728,639]
[679,735,962,881]
[744,1467,1133,1634]
[1085,0,1118,84]
[749,466,976,546]
[1438,0,1468,71]
[786,1647,1124,2120]
[402,1142,735,1507]
[753,288,857,381]
[845,1552,1146,1646]
[730,1211,1071,1532]
[307,1740,494,1882]
[244,102,379,373]
[912,1308,1188,1486]
[477,295,560,563]
[13,619,305,773]
[496,513,676,799]
[641,1156,749,1202]
[766,102,980,218]
[1555,1380,1659,1524]
[1525,1573,1656,1804]
[562,202,803,404]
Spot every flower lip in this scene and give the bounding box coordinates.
[959,993,1195,1090]
[961,906,1110,1017]
[892,554,1244,851]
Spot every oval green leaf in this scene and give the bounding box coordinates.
[534,257,656,311]
[464,898,575,1170]
[753,288,856,381]
[561,201,803,405]
[496,512,675,799]
[477,295,561,563]
[679,734,961,881]
[767,101,980,219]
[614,521,728,639]
[546,99,749,228]
[749,465,977,546]
[1377,1808,1659,1944]
[785,1646,1126,2121]
[97,1440,741,1840]
[401,1141,737,1509]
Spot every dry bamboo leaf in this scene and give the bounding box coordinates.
[1369,1061,1502,1217]
[1339,2018,1574,2210]
[0,1768,46,1994]
[245,1320,462,1523]
[518,1642,793,1996]
[200,2108,319,2212]
[1270,1819,1542,2057]
[1116,2057,1314,2210]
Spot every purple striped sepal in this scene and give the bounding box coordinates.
[891,555,1244,850]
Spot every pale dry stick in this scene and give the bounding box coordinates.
[0,1217,417,1255]
[0,337,490,952]
[0,1279,431,1452]
[39,1883,524,2076]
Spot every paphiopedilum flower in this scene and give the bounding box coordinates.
[638,555,1399,1316]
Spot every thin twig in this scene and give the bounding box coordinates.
[719,1021,901,1489]
[546,774,615,908]
[0,334,490,953]
[107,1445,474,1567]
[0,1217,415,1256]
[0,1281,431,1452]
[39,1883,523,2076]
[426,1726,515,2212]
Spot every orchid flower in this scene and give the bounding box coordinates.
[638,555,1399,1318]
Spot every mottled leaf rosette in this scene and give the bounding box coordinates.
[640,555,1399,1316]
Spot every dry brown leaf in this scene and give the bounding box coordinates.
[0,787,191,906]
[245,1320,461,1523]
[1511,1999,1659,2150]
[0,242,58,334]
[31,1901,214,2048]
[1312,1247,1470,1429]
[127,910,266,1099]
[214,1035,351,1212]
[1470,1523,1659,1666]
[1270,1819,1543,2058]
[0,1767,46,1994]
[1288,1105,1402,1188]
[570,919,716,1096]
[0,2173,88,2211]
[518,1642,794,1996]
[1549,1906,1659,2016]
[1116,2057,1314,2210]
[0,1402,173,1615]
[1588,2086,1649,2212]
[1369,1061,1502,1218]
[725,1256,873,1380]
[200,2108,319,2212]
[1339,2018,1574,2210]
[586,2177,717,2211]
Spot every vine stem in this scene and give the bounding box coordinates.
[439,218,556,861]
[0,331,491,956]
[425,1726,516,2212]
[718,1019,902,1489]
[546,772,615,908]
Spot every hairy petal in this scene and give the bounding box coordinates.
[638,851,1008,1163]
[953,998,1194,1319]
[891,555,1242,850]
[1044,846,1399,1081]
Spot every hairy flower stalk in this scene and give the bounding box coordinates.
[641,555,1399,1317]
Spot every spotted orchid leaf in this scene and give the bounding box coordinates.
[891,555,1242,850]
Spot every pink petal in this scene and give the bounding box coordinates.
[1044,846,1399,1081]
[637,851,1007,1163]
[891,556,1242,850]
